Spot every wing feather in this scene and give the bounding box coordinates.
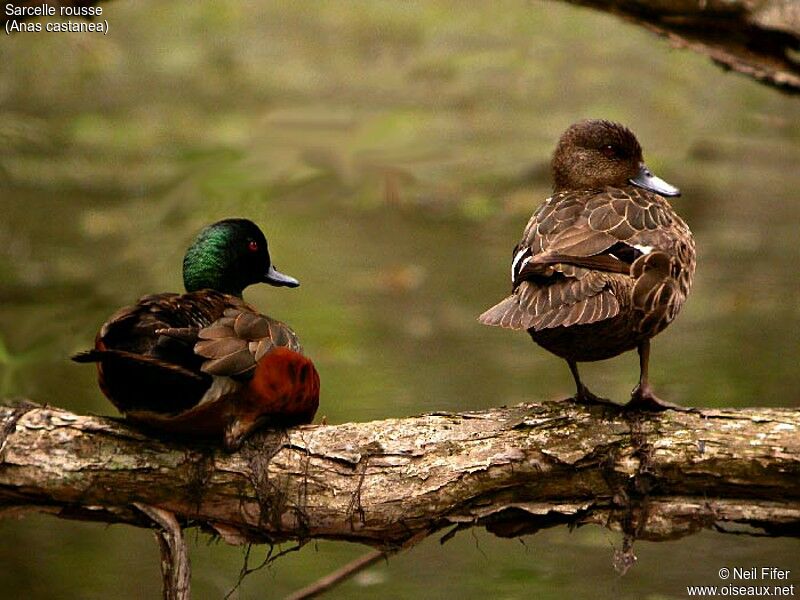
[195,308,302,377]
[480,186,693,332]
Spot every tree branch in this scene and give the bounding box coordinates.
[555,0,800,94]
[283,550,387,600]
[134,503,192,600]
[1,400,799,553]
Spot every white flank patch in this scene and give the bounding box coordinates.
[511,248,530,281]
[634,244,654,255]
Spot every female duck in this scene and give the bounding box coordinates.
[480,120,695,410]
[73,218,320,449]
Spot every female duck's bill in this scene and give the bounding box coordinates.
[630,164,680,197]
[264,264,300,288]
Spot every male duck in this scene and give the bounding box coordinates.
[73,218,320,450]
[479,120,695,410]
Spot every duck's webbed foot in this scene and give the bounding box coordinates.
[565,360,618,408]
[571,384,619,409]
[626,383,692,412]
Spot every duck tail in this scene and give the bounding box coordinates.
[71,349,106,363]
[71,348,206,382]
[478,295,530,330]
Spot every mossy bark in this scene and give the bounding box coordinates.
[1,401,799,549]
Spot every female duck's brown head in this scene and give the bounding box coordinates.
[551,119,680,197]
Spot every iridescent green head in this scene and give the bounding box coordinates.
[182,218,299,297]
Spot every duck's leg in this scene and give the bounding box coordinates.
[627,340,688,412]
[567,360,616,407]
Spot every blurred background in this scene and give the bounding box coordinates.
[1,1,799,598]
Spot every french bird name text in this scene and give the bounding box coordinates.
[5,4,103,17]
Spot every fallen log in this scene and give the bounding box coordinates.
[1,400,799,549]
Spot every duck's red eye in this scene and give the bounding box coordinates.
[602,145,616,159]
[247,241,259,252]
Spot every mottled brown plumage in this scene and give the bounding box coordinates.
[479,120,695,409]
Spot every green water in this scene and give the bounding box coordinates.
[1,1,798,598]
